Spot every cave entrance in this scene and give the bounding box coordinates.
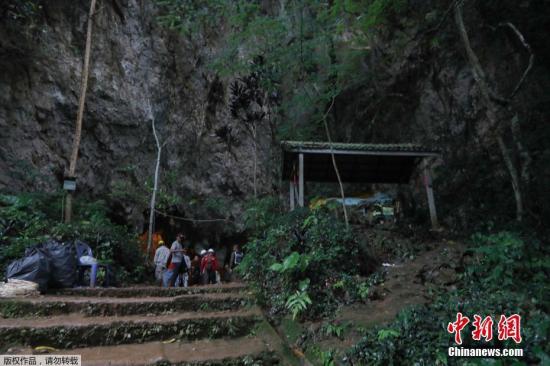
[140,208,248,267]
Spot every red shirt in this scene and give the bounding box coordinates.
[200,254,218,273]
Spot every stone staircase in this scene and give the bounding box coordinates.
[0,283,284,365]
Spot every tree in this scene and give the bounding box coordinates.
[322,97,349,228]
[454,1,534,222]
[64,0,97,222]
[145,100,170,260]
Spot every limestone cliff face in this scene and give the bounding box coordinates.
[329,0,549,230]
[0,1,272,237]
[0,0,548,235]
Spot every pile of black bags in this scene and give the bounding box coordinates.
[6,240,77,291]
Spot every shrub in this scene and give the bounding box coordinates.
[0,192,146,283]
[345,232,550,365]
[237,201,374,319]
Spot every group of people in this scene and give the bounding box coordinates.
[153,233,243,288]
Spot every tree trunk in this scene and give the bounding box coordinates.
[497,136,523,221]
[146,113,162,260]
[510,115,532,190]
[455,2,525,221]
[322,98,349,228]
[64,0,97,223]
[252,125,258,198]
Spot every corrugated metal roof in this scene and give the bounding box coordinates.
[281,140,438,153]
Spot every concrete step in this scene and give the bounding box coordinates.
[0,309,262,350]
[49,283,247,298]
[10,337,280,365]
[0,292,251,317]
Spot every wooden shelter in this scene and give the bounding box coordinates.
[281,141,440,228]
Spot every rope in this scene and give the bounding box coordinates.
[154,209,232,223]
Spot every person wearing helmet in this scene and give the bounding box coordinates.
[153,240,170,286]
[200,249,209,285]
[201,248,219,285]
[198,249,209,285]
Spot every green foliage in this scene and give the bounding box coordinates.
[320,349,336,366]
[0,192,146,283]
[237,205,366,319]
[376,328,400,341]
[242,196,283,234]
[110,169,182,211]
[280,317,304,344]
[357,281,370,301]
[270,251,309,273]
[358,0,407,30]
[204,196,231,218]
[308,346,336,366]
[285,279,312,320]
[155,0,228,37]
[324,321,348,339]
[470,231,528,287]
[1,0,43,23]
[156,0,410,141]
[329,270,385,304]
[345,231,550,365]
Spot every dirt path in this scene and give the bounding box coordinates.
[342,239,464,325]
[18,338,270,366]
[301,239,466,354]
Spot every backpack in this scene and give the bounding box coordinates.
[205,256,214,272]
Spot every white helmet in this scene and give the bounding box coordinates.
[208,248,214,253]
[200,249,206,256]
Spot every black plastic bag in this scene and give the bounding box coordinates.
[6,248,51,291]
[42,241,77,288]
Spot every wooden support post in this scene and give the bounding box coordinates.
[298,153,304,207]
[289,180,295,211]
[423,164,439,229]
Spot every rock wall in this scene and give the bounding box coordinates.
[1,0,548,236]
[0,1,273,237]
[330,0,550,231]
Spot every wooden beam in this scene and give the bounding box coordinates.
[286,148,440,157]
[289,180,295,211]
[298,153,304,207]
[423,164,439,229]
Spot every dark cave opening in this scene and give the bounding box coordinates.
[140,208,248,267]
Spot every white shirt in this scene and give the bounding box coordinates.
[171,241,183,263]
[183,254,191,270]
[154,246,170,267]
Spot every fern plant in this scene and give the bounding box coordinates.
[319,350,335,366]
[377,328,400,341]
[285,279,312,320]
[357,282,370,300]
[324,322,348,339]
